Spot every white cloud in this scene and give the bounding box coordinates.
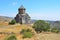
[12,2,17,6]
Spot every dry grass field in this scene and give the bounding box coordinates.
[0,21,60,40]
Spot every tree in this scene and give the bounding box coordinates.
[33,20,50,33]
[9,20,16,25]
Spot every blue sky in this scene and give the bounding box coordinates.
[0,0,60,21]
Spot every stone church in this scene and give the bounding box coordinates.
[15,5,31,24]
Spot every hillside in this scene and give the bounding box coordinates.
[0,16,13,22]
[31,20,60,29]
[0,16,60,40]
[0,24,60,40]
[0,16,60,29]
[48,21,60,29]
[0,16,13,27]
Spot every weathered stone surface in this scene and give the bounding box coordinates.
[15,5,31,24]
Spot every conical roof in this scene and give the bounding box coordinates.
[19,5,25,9]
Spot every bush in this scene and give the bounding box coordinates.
[5,34,17,40]
[9,20,16,25]
[23,32,33,38]
[20,29,33,38]
[51,28,60,33]
[20,29,32,34]
[20,29,26,34]
[26,29,32,32]
[33,20,50,33]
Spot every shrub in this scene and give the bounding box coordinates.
[33,20,50,33]
[20,29,26,34]
[26,29,32,32]
[51,28,60,33]
[23,32,33,38]
[20,29,33,38]
[5,34,17,40]
[9,20,16,25]
[20,29,32,34]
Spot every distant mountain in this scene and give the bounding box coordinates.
[49,21,60,30]
[0,16,13,22]
[0,16,60,29]
[31,20,60,30]
[30,20,37,24]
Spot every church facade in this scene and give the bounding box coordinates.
[15,5,31,24]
